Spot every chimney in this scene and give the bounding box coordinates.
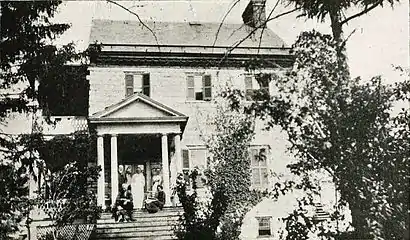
[242,0,266,28]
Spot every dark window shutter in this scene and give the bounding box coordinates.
[187,76,195,100]
[125,74,134,97]
[142,73,150,96]
[182,150,190,169]
[245,76,254,100]
[202,75,212,101]
[182,149,191,189]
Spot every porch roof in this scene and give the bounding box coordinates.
[89,93,188,133]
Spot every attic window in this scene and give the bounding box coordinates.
[189,22,202,26]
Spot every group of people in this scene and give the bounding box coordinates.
[111,166,166,222]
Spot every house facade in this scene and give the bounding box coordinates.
[86,0,293,210]
[83,1,326,238]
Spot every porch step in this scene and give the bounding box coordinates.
[93,208,181,240]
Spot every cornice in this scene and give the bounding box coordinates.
[90,46,294,68]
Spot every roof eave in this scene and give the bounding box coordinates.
[89,116,189,124]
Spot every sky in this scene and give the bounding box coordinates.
[52,0,409,82]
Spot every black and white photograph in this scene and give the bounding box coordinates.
[0,0,408,239]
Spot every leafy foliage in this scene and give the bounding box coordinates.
[175,100,265,239]
[285,0,398,41]
[35,133,101,225]
[226,30,409,239]
[37,161,101,226]
[0,2,90,238]
[0,133,44,239]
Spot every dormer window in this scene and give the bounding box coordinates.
[125,73,150,97]
[186,74,212,101]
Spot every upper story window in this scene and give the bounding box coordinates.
[256,216,272,237]
[250,146,269,189]
[182,148,208,189]
[244,74,269,101]
[125,73,150,97]
[186,74,212,101]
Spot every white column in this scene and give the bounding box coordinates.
[173,134,182,206]
[97,135,105,208]
[161,134,171,206]
[174,134,182,174]
[110,134,118,206]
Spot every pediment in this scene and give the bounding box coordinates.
[91,93,185,120]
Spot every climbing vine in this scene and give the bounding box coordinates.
[175,98,265,239]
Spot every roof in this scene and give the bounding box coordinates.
[89,19,287,49]
[89,93,188,123]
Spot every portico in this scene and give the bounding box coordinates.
[89,93,187,208]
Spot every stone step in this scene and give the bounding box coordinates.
[96,224,173,233]
[96,229,175,239]
[98,215,180,223]
[94,208,182,239]
[95,236,176,240]
[100,210,182,221]
[97,221,178,229]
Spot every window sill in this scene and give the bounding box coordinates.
[185,100,213,103]
[257,235,273,239]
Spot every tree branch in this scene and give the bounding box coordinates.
[218,7,300,66]
[106,0,160,50]
[213,0,242,48]
[340,1,381,26]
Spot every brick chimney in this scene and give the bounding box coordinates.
[242,0,266,28]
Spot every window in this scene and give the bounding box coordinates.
[257,216,272,236]
[186,74,212,101]
[182,148,207,189]
[244,75,269,100]
[250,147,269,189]
[125,73,150,97]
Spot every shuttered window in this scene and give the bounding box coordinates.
[244,75,269,100]
[186,74,212,101]
[250,147,269,189]
[125,73,150,97]
[182,148,207,189]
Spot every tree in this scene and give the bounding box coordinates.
[0,2,85,238]
[226,30,409,239]
[284,0,398,43]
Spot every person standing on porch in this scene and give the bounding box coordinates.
[131,166,145,209]
[125,166,133,186]
[118,165,126,188]
[151,168,162,196]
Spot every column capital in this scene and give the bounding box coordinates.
[161,133,168,137]
[111,134,118,137]
[97,134,104,138]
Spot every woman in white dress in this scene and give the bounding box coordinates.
[131,167,145,209]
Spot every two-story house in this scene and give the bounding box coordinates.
[21,0,346,239]
[86,0,292,209]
